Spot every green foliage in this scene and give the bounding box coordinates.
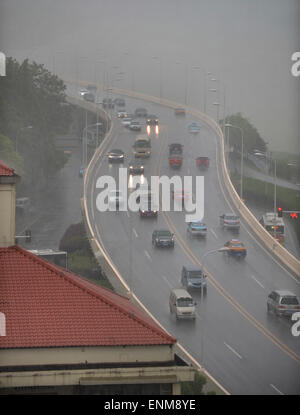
[0,133,24,175]
[221,112,267,155]
[0,57,71,189]
[59,222,114,290]
[181,372,207,395]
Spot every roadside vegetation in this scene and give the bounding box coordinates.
[59,222,113,290]
[0,57,72,194]
[181,371,216,395]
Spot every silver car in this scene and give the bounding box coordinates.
[220,213,240,231]
[267,290,300,317]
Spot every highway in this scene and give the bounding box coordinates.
[69,85,300,394]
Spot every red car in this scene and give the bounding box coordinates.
[196,156,210,169]
[169,154,183,168]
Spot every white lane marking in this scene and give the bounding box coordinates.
[132,228,138,238]
[126,211,130,218]
[210,229,218,239]
[251,275,265,289]
[224,342,243,360]
[162,275,173,288]
[144,250,152,261]
[270,384,284,395]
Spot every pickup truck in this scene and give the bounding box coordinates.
[133,137,151,158]
[196,156,210,169]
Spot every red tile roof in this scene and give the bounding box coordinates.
[0,246,176,349]
[0,161,15,177]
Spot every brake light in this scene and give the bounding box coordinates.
[278,306,286,309]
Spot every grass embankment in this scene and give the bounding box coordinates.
[59,222,113,290]
[230,174,300,244]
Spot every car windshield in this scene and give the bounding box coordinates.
[177,298,193,307]
[225,215,238,220]
[134,141,149,147]
[187,270,203,279]
[157,231,171,237]
[231,243,243,248]
[281,296,299,305]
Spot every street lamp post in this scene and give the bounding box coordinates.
[212,102,220,124]
[82,122,103,165]
[203,71,212,114]
[152,56,163,101]
[225,124,245,201]
[199,247,230,366]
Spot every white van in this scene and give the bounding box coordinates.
[169,288,196,320]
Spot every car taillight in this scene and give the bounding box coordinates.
[278,306,286,309]
[295,306,300,310]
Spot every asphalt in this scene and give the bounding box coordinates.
[84,93,300,395]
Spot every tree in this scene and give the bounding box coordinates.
[221,113,267,157]
[0,57,71,191]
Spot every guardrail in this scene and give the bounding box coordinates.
[70,79,300,277]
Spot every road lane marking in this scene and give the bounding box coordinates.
[126,211,130,218]
[210,229,218,239]
[224,342,243,360]
[251,275,265,289]
[144,250,152,261]
[132,228,138,238]
[162,275,173,289]
[270,384,284,395]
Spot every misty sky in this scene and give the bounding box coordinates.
[0,0,299,153]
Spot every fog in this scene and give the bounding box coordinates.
[0,0,299,153]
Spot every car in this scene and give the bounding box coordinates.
[135,107,148,117]
[121,117,132,127]
[169,288,196,320]
[108,149,124,162]
[114,97,126,106]
[169,154,183,168]
[224,239,247,258]
[129,120,142,131]
[108,189,124,209]
[82,92,95,102]
[117,111,128,118]
[187,221,207,237]
[181,265,207,292]
[139,192,158,218]
[267,290,300,317]
[188,122,201,133]
[152,230,174,248]
[146,114,159,126]
[220,213,240,232]
[169,143,183,155]
[174,107,186,116]
[196,156,210,169]
[103,98,114,108]
[79,166,85,177]
[128,159,144,175]
[79,88,89,96]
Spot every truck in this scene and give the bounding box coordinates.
[133,135,151,158]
